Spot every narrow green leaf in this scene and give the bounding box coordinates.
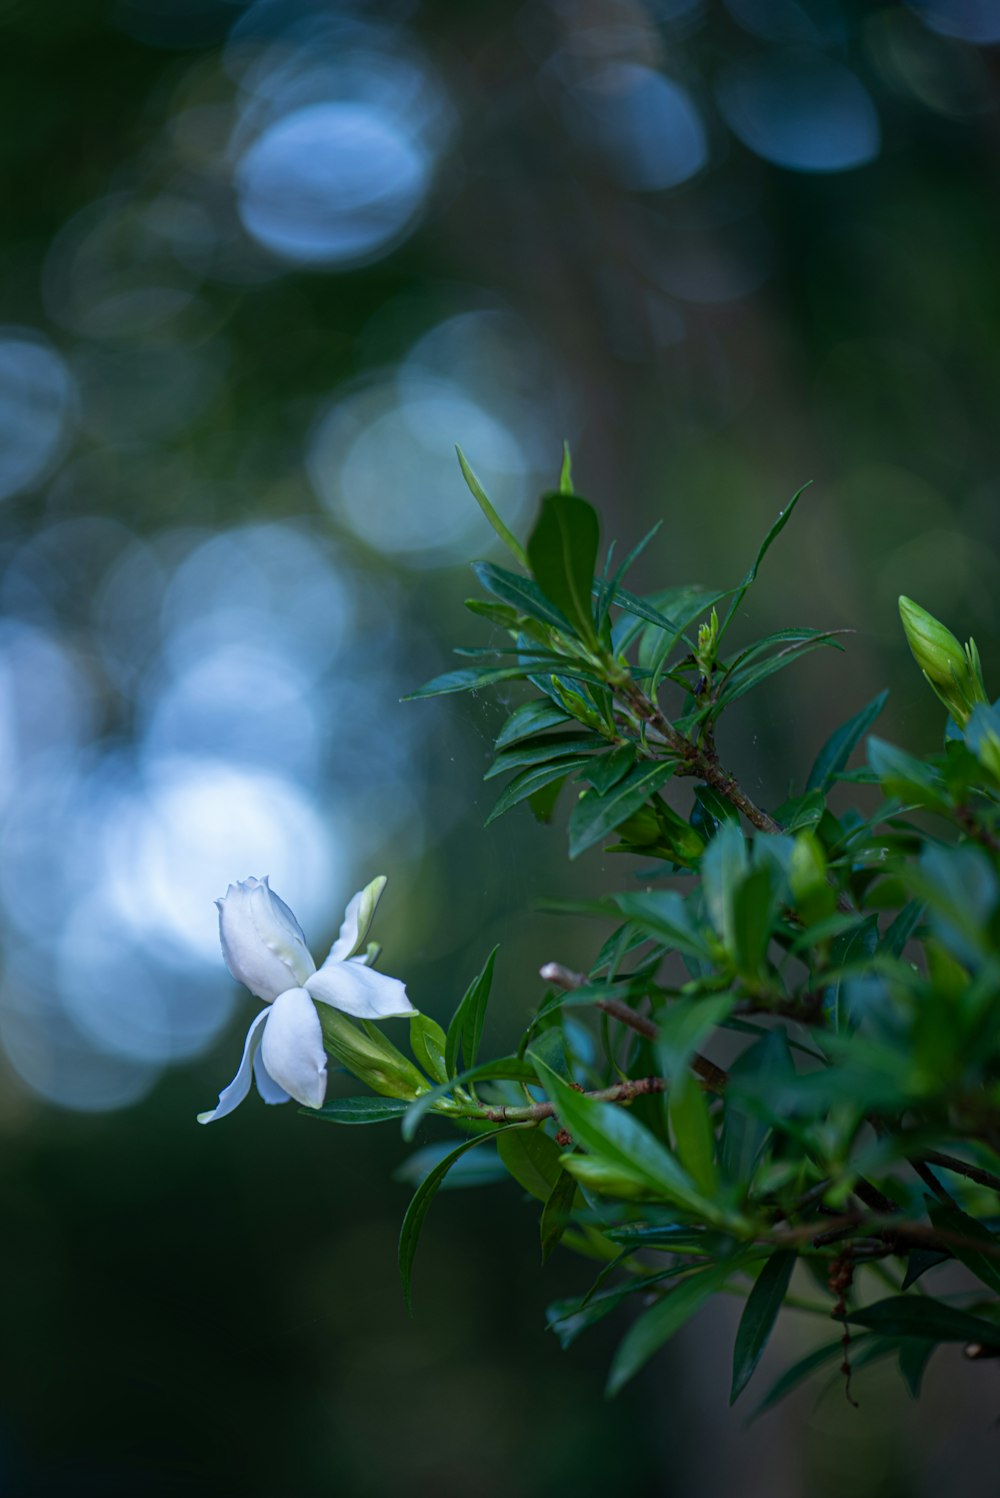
[559,440,573,494]
[730,1250,797,1403]
[901,1247,950,1290]
[718,483,811,641]
[495,700,570,748]
[445,946,498,1079]
[404,664,534,700]
[527,492,600,646]
[456,445,528,566]
[879,900,925,958]
[807,690,889,793]
[568,760,677,859]
[731,865,779,978]
[541,1169,579,1261]
[485,732,598,779]
[656,993,734,1080]
[530,1055,708,1213]
[841,1294,1000,1344]
[748,1338,847,1420]
[472,561,574,633]
[713,635,844,711]
[927,1200,1000,1295]
[669,1071,718,1198]
[399,1126,516,1309]
[614,889,713,961]
[583,742,637,795]
[701,820,748,948]
[310,1096,413,1124]
[898,1340,937,1398]
[485,756,592,825]
[497,1128,564,1202]
[409,1014,449,1086]
[868,737,949,808]
[607,1260,740,1395]
[394,1142,511,1190]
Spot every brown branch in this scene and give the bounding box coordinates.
[919,1149,1000,1195]
[539,963,728,1092]
[475,1074,666,1124]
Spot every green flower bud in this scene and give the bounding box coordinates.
[788,830,835,925]
[318,1005,429,1101]
[898,595,988,726]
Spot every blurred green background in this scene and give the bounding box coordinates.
[1,0,1000,1493]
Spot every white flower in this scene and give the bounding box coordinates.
[198,875,414,1123]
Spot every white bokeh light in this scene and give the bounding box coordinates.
[235,100,431,266]
[0,333,75,501]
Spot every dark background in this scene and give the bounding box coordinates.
[1,1,999,1493]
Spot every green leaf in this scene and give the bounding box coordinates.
[485,756,592,825]
[455,445,528,566]
[842,1294,1000,1344]
[495,700,570,749]
[720,1030,792,1186]
[614,889,713,961]
[712,635,844,711]
[568,760,677,860]
[527,492,600,646]
[718,483,810,641]
[472,561,574,634]
[559,440,573,494]
[497,1127,564,1202]
[445,946,498,1079]
[541,1169,579,1261]
[927,1199,1000,1295]
[730,1250,797,1403]
[395,1142,511,1190]
[310,1096,413,1124]
[731,865,779,978]
[409,1014,449,1085]
[399,1126,516,1309]
[584,743,637,795]
[807,690,889,793]
[404,664,536,700]
[485,732,598,779]
[879,899,925,958]
[701,820,748,948]
[656,993,734,1079]
[607,1260,742,1395]
[868,737,949,809]
[530,1055,709,1214]
[901,1247,950,1289]
[749,1338,847,1420]
[898,1340,937,1398]
[668,1071,718,1197]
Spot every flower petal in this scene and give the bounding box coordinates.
[259,986,328,1110]
[325,875,387,964]
[306,957,415,1020]
[197,1008,271,1124]
[217,876,316,1002]
[253,1049,291,1106]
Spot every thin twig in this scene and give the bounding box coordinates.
[539,962,728,1091]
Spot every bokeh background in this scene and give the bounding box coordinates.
[1,0,999,1493]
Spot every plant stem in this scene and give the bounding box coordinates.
[465,1074,667,1124]
[617,678,782,834]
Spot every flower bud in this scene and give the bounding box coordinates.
[217,876,316,1002]
[318,1005,428,1100]
[898,596,988,726]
